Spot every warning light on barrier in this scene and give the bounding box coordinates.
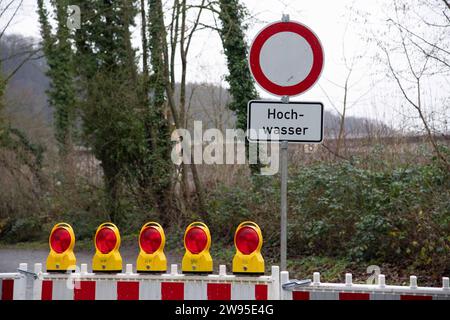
[182,222,213,273]
[136,222,167,273]
[46,223,76,272]
[92,222,122,273]
[232,221,265,274]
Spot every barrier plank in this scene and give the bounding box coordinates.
[74,281,96,300]
[339,292,370,300]
[41,280,53,300]
[1,279,14,300]
[207,283,231,300]
[292,291,310,300]
[117,281,139,300]
[255,284,268,300]
[400,295,433,300]
[161,282,184,300]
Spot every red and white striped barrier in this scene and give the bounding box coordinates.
[31,263,280,300]
[0,263,27,300]
[2,263,449,300]
[280,271,450,300]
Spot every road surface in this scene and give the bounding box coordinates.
[0,245,180,273]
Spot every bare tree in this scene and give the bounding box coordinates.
[0,0,45,210]
[150,0,209,216]
[1,0,41,118]
[319,16,376,158]
[372,0,450,169]
[1,1,40,89]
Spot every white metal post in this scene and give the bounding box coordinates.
[14,263,28,300]
[33,263,43,300]
[269,266,280,300]
[280,270,291,300]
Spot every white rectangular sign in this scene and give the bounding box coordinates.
[247,100,324,143]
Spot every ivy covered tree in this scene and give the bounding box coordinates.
[138,0,174,221]
[37,0,77,157]
[217,0,257,130]
[36,0,178,223]
[71,0,148,223]
[217,0,261,174]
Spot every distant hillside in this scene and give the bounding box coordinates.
[1,34,53,145]
[1,34,392,141]
[177,83,393,138]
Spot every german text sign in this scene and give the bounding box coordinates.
[247,100,323,143]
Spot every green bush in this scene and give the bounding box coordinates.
[2,217,45,243]
[206,175,281,256]
[206,159,450,275]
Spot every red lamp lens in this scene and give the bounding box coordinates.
[96,227,117,254]
[185,227,208,254]
[236,226,259,254]
[140,226,162,254]
[50,227,71,253]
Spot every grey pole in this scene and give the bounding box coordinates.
[280,93,289,271]
[280,140,288,271]
[280,14,290,272]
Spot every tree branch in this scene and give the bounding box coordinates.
[0,0,23,39]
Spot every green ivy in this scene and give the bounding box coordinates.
[217,0,261,174]
[37,0,77,155]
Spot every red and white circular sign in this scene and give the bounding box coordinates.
[249,21,324,97]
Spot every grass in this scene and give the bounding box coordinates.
[0,241,48,250]
[287,256,351,282]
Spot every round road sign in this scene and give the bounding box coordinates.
[249,21,324,97]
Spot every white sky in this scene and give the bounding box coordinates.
[2,0,449,130]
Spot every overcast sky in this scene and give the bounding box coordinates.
[2,0,449,130]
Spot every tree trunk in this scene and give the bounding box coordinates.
[217,0,260,174]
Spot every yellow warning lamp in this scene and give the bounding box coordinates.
[136,222,167,273]
[232,221,265,274]
[46,223,76,272]
[182,222,213,273]
[92,222,122,273]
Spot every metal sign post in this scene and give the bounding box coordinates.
[280,140,288,271]
[247,14,324,272]
[280,94,289,272]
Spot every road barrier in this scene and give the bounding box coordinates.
[0,263,27,300]
[2,221,449,301]
[30,263,280,300]
[1,263,449,300]
[280,270,450,300]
